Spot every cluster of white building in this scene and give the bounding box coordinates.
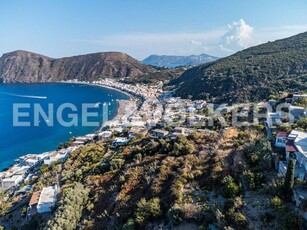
[93,79,164,130]
[0,154,45,191]
[266,94,307,127]
[162,97,207,126]
[0,146,75,191]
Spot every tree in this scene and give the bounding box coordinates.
[172,135,195,156]
[44,183,89,230]
[222,176,240,198]
[296,117,307,131]
[168,206,184,225]
[270,196,284,213]
[135,198,162,225]
[293,97,307,108]
[283,158,295,197]
[232,212,248,229]
[247,152,260,167]
[122,218,135,230]
[40,164,49,174]
[247,138,273,169]
[283,212,305,230]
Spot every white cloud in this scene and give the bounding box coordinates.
[219,19,255,53]
[72,20,307,59]
[72,30,225,59]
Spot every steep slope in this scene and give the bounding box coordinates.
[171,32,307,103]
[143,53,218,68]
[0,51,53,83]
[0,50,155,83]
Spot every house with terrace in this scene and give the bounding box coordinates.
[278,130,307,179]
[37,185,57,213]
[275,132,288,148]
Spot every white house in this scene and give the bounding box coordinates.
[187,106,196,113]
[1,175,23,190]
[173,127,186,136]
[151,129,169,139]
[37,185,57,214]
[279,130,307,179]
[195,101,206,110]
[289,105,305,121]
[275,132,288,148]
[292,94,307,102]
[186,116,196,125]
[18,154,38,166]
[99,131,113,141]
[266,112,283,127]
[286,130,307,167]
[44,149,70,165]
[112,137,130,147]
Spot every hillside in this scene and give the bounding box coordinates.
[2,128,305,229]
[170,32,307,103]
[143,53,218,68]
[0,50,156,83]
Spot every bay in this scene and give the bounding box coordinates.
[0,83,128,170]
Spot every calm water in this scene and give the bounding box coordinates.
[0,83,129,170]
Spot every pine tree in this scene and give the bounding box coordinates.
[283,158,295,196]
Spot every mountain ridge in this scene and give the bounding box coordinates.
[0,50,155,83]
[170,32,307,103]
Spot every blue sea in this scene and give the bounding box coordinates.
[0,83,129,170]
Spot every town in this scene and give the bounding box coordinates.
[0,79,306,228]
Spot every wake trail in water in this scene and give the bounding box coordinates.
[0,92,47,99]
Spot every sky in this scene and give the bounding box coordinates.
[0,0,307,60]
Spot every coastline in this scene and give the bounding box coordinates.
[57,81,139,131]
[57,81,134,100]
[0,82,138,172]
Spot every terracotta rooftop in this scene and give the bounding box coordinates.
[50,152,58,158]
[286,140,298,152]
[277,132,288,138]
[29,191,41,206]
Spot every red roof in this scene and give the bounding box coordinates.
[277,132,288,138]
[50,152,58,158]
[286,140,298,152]
[29,191,41,206]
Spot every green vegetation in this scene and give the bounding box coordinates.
[243,170,265,190]
[296,117,307,131]
[57,138,75,150]
[293,97,307,108]
[284,212,305,230]
[2,127,306,229]
[171,32,307,103]
[245,138,272,170]
[44,183,89,230]
[172,135,195,155]
[283,158,295,198]
[270,196,284,213]
[135,198,162,225]
[222,176,240,198]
